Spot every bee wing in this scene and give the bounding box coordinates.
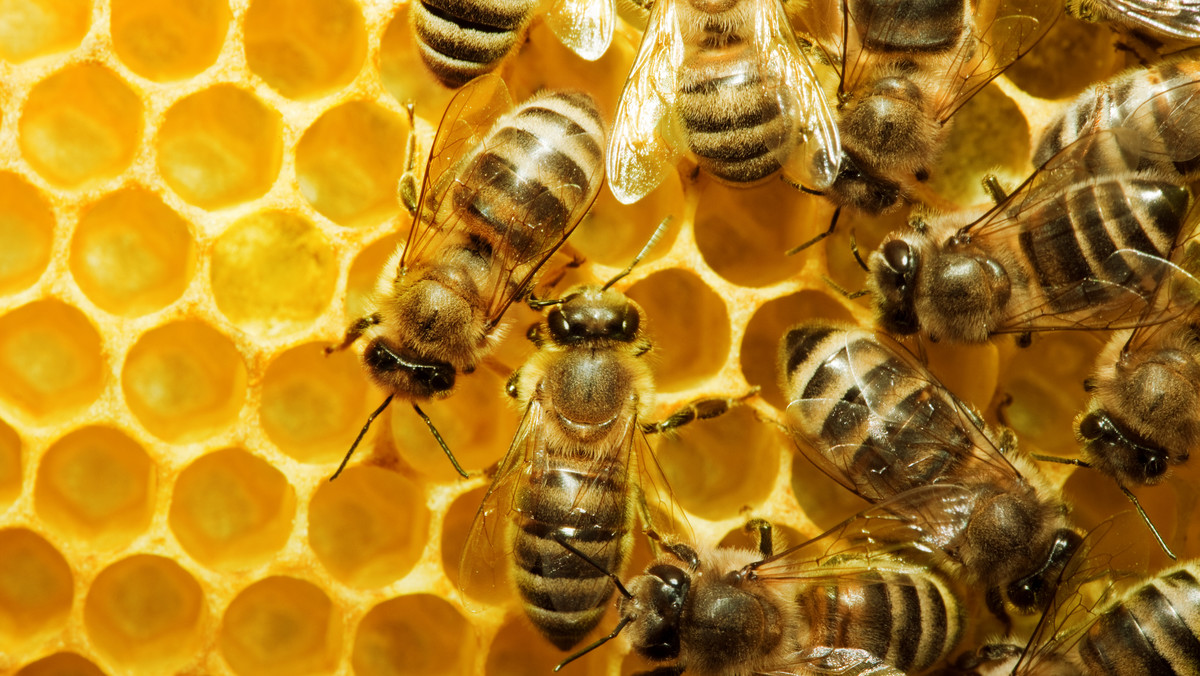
[1121,72,1200,167]
[608,0,685,204]
[633,426,695,546]
[545,0,615,60]
[768,648,906,676]
[1102,0,1200,40]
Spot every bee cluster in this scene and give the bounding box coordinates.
[356,0,1200,674]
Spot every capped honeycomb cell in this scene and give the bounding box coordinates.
[69,187,195,317]
[308,466,428,588]
[84,554,205,671]
[694,181,819,287]
[34,425,155,549]
[219,576,341,676]
[19,64,143,187]
[0,299,104,421]
[156,85,282,209]
[15,652,106,676]
[0,417,19,507]
[110,0,230,81]
[169,448,296,570]
[296,101,411,227]
[0,171,55,295]
[345,233,400,321]
[0,528,73,651]
[260,343,368,464]
[211,211,338,337]
[626,269,730,392]
[243,0,367,100]
[0,0,90,62]
[352,594,476,676]
[121,320,247,442]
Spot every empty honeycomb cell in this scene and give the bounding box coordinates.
[625,269,729,392]
[34,426,155,549]
[791,449,871,530]
[352,594,475,676]
[1005,16,1118,100]
[211,211,338,336]
[121,320,247,442]
[0,299,104,420]
[572,181,682,268]
[243,0,367,100]
[308,466,428,588]
[156,85,282,209]
[379,5,454,119]
[15,652,106,676]
[296,102,410,227]
[741,291,855,409]
[923,341,1001,415]
[260,343,368,464]
[695,180,822,287]
[19,64,142,187]
[997,332,1100,456]
[0,418,18,507]
[169,448,296,570]
[0,528,73,651]
[0,172,55,295]
[84,554,205,670]
[0,0,89,62]
[345,233,400,321]
[486,614,608,676]
[219,576,341,676]
[110,0,229,81]
[656,406,778,521]
[439,486,494,603]
[69,187,195,317]
[931,85,1030,207]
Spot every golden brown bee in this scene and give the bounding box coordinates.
[606,0,842,203]
[795,0,1059,215]
[1066,0,1200,45]
[412,0,537,88]
[329,75,605,479]
[778,321,1080,618]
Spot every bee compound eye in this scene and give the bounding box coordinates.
[418,362,456,393]
[365,341,402,373]
[1077,411,1109,441]
[1140,449,1168,479]
[882,239,913,276]
[547,307,571,341]
[618,307,639,341]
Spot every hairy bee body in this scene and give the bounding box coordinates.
[412,0,536,88]
[1066,0,1200,44]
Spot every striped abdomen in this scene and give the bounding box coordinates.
[412,0,536,88]
[1013,178,1188,315]
[794,565,963,673]
[1074,562,1200,675]
[849,0,967,52]
[510,453,631,650]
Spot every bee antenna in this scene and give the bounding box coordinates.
[785,207,842,256]
[331,394,395,481]
[849,230,869,272]
[412,402,469,478]
[554,616,633,672]
[603,216,671,290]
[1117,485,1176,560]
[553,533,633,599]
[821,275,868,299]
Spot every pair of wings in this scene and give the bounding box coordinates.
[608,0,842,203]
[458,388,687,608]
[399,74,603,329]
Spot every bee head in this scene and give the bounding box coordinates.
[627,563,691,662]
[1076,409,1170,484]
[362,338,457,399]
[869,235,922,335]
[546,287,642,345]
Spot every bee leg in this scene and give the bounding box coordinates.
[745,518,774,559]
[981,174,1008,205]
[505,369,522,399]
[786,207,841,256]
[641,388,759,435]
[325,313,381,354]
[1015,332,1033,348]
[984,586,1014,635]
[643,529,700,569]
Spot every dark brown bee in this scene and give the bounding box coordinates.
[328,74,604,479]
[778,321,1080,618]
[1066,0,1200,45]
[411,0,537,88]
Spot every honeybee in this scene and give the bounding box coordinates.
[778,321,1080,618]
[460,228,749,651]
[1066,0,1200,44]
[794,0,1059,216]
[605,0,842,203]
[555,490,970,674]
[411,0,537,88]
[328,75,604,479]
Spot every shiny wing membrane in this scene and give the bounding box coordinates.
[546,0,615,60]
[772,647,906,676]
[632,422,695,549]
[1106,0,1200,40]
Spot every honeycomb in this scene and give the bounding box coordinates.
[0,2,1195,675]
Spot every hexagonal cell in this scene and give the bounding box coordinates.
[0,418,20,508]
[0,529,73,651]
[211,211,338,337]
[260,343,368,464]
[930,85,1030,207]
[0,0,90,62]
[219,576,341,676]
[694,180,821,287]
[572,178,683,268]
[169,448,296,570]
[122,320,247,442]
[111,0,229,81]
[296,102,410,227]
[657,406,778,521]
[625,269,730,392]
[16,652,106,676]
[352,594,476,676]
[0,172,55,295]
[742,291,856,409]
[308,466,428,588]
[996,332,1101,457]
[0,299,104,420]
[19,64,142,187]
[1006,16,1118,101]
[244,0,367,100]
[34,426,156,549]
[486,614,608,676]
[346,233,400,321]
[156,85,282,209]
[84,555,205,671]
[379,5,455,116]
[69,187,195,317]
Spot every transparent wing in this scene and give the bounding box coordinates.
[607,0,685,204]
[770,648,906,676]
[1121,72,1200,170]
[634,422,694,547]
[546,0,615,60]
[1105,0,1200,40]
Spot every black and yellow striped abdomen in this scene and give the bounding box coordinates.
[412,0,537,88]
